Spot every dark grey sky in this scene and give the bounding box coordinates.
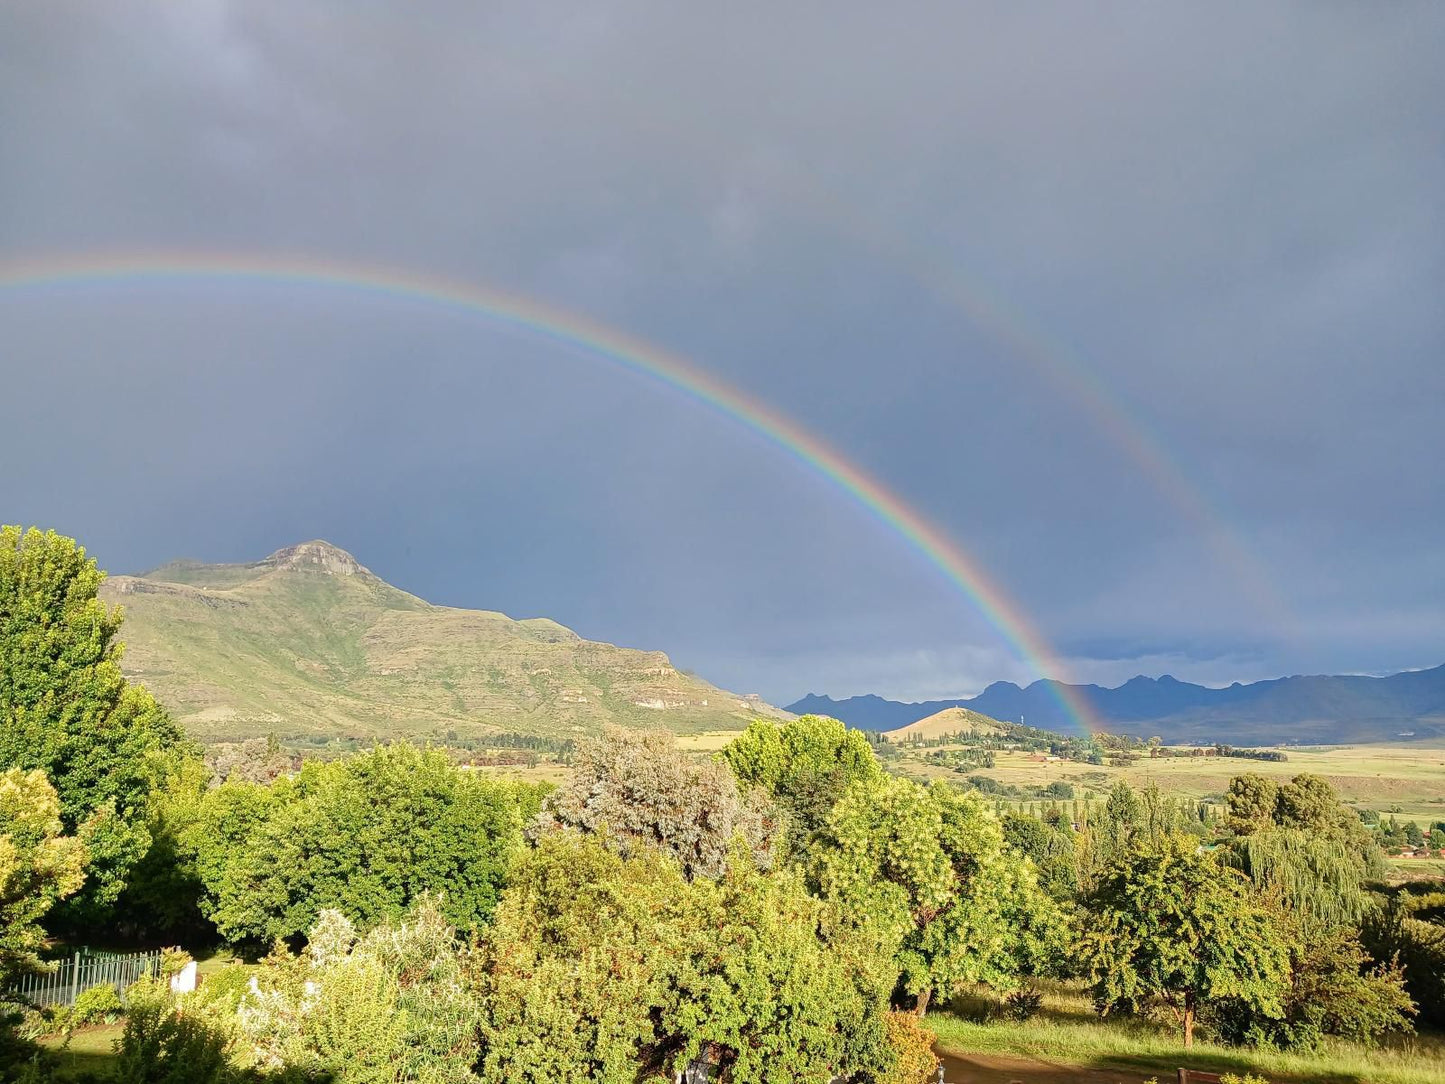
[3,2,1442,703]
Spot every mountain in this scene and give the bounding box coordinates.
[788,665,1445,744]
[101,541,787,745]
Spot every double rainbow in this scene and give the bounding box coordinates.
[1,251,1101,732]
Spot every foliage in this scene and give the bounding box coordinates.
[0,769,87,985]
[812,776,1066,1013]
[0,526,189,923]
[536,726,777,880]
[1208,921,1414,1049]
[722,715,882,851]
[1079,834,1289,1047]
[878,1011,938,1084]
[71,982,124,1026]
[238,899,482,1083]
[1001,814,1078,901]
[1361,896,1445,1029]
[1223,773,1384,927]
[478,831,889,1083]
[1001,987,1045,1022]
[113,975,236,1084]
[202,744,527,944]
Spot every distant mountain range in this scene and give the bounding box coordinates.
[102,540,786,746]
[787,665,1445,744]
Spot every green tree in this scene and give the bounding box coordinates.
[0,769,87,986]
[538,726,776,880]
[1101,781,1143,858]
[0,526,188,920]
[1208,921,1414,1049]
[1224,773,1384,927]
[1001,813,1077,901]
[1080,835,1289,1047]
[813,776,1064,1015]
[478,832,889,1083]
[722,715,881,852]
[1225,773,1279,836]
[203,744,528,944]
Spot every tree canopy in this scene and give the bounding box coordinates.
[812,775,1064,1014]
[0,526,187,920]
[537,726,776,880]
[199,744,533,944]
[1080,834,1289,1047]
[0,768,87,986]
[722,715,882,851]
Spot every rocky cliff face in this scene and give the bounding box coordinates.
[259,540,372,577]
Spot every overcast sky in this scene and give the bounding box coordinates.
[2,2,1442,704]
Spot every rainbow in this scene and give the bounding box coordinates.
[0,250,1100,733]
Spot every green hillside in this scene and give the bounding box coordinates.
[100,540,785,746]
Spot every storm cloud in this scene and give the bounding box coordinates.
[2,1,1442,702]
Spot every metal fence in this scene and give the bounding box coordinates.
[5,949,163,1009]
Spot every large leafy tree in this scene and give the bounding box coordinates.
[478,831,890,1084]
[537,726,777,880]
[0,769,87,986]
[1080,834,1289,1047]
[0,526,187,920]
[202,744,531,944]
[813,776,1064,1015]
[722,715,882,852]
[1224,772,1384,926]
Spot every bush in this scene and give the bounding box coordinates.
[879,1011,938,1084]
[71,983,124,1026]
[193,965,252,1014]
[1001,986,1044,1022]
[113,976,233,1084]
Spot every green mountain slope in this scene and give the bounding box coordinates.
[100,541,785,745]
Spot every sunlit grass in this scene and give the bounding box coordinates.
[38,1023,122,1080]
[931,982,1445,1084]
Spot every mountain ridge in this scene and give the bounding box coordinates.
[102,540,787,745]
[788,664,1445,743]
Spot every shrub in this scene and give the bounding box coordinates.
[879,1011,938,1084]
[1001,986,1044,1022]
[71,983,124,1026]
[113,976,233,1084]
[192,965,252,1014]
[159,948,192,981]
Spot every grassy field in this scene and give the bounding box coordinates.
[932,981,1445,1084]
[892,737,1445,821]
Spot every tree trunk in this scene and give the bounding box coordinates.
[915,987,933,1017]
[1183,1007,1194,1049]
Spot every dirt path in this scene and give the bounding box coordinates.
[937,1048,1160,1084]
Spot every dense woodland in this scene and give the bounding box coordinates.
[3,527,1444,1082]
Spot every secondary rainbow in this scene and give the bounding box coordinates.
[0,250,1100,734]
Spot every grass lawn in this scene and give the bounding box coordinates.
[38,1023,122,1080]
[931,982,1445,1084]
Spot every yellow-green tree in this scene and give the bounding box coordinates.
[722,715,882,852]
[0,526,186,921]
[0,768,87,985]
[812,776,1066,1015]
[478,832,892,1083]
